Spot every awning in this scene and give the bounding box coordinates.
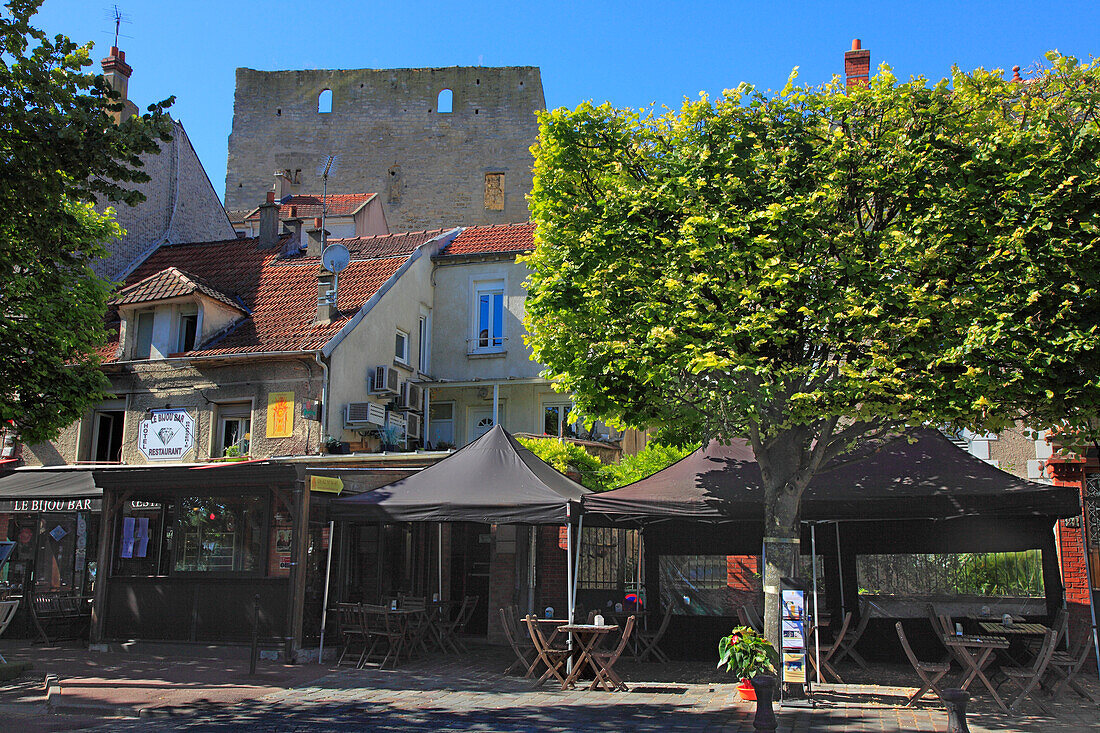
[330,425,590,524]
[583,428,1079,525]
[0,468,100,511]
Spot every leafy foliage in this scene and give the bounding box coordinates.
[0,0,173,444]
[717,626,779,680]
[604,441,695,489]
[517,435,609,491]
[525,53,1100,646]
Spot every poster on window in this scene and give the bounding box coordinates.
[138,409,195,460]
[266,392,295,438]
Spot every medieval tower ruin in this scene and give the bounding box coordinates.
[224,66,545,231]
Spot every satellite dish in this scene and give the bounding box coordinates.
[322,243,350,274]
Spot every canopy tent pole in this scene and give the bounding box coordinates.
[317,520,336,663]
[492,384,499,426]
[1078,515,1100,681]
[437,522,443,599]
[811,522,821,686]
[835,522,846,619]
[528,527,537,614]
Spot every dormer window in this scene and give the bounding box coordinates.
[178,311,198,353]
[133,311,155,360]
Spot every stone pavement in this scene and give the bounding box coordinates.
[102,646,1099,732]
[2,641,1097,731]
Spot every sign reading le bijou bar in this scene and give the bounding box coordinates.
[138,409,195,461]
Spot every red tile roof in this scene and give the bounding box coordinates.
[101,231,438,361]
[334,229,449,260]
[112,267,246,312]
[438,222,535,257]
[244,193,377,221]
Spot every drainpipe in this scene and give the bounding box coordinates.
[314,351,330,447]
[492,384,499,427]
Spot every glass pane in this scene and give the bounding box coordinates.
[35,516,77,592]
[492,293,503,346]
[428,402,453,420]
[395,332,406,361]
[115,504,166,577]
[174,496,264,573]
[544,405,561,436]
[135,312,154,359]
[178,314,197,352]
[478,294,490,348]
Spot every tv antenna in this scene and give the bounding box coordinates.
[318,154,338,257]
[103,6,132,47]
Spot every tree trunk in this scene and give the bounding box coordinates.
[762,487,801,678]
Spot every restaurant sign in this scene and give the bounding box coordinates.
[138,409,195,461]
[0,498,102,512]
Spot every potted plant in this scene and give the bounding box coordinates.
[325,436,350,454]
[717,625,779,701]
[378,425,403,452]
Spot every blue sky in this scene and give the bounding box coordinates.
[31,0,1100,203]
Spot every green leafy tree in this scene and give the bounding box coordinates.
[525,55,1100,649]
[517,435,609,491]
[0,0,172,444]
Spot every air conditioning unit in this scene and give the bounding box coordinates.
[344,401,386,428]
[398,381,423,412]
[370,365,400,395]
[405,413,421,446]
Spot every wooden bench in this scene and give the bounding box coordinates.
[30,592,92,644]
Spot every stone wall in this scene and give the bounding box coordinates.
[225,66,544,231]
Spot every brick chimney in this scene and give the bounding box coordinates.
[281,217,305,255]
[316,269,336,323]
[257,191,280,249]
[273,171,297,200]
[101,46,139,123]
[844,39,870,88]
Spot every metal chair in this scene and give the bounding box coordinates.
[896,621,951,706]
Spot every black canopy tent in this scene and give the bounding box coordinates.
[329,425,591,627]
[583,428,1080,623]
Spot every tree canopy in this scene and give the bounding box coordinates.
[525,53,1100,647]
[0,0,173,444]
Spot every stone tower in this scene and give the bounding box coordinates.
[224,66,545,231]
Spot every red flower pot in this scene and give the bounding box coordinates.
[737,678,756,701]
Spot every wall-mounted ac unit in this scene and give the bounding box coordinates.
[344,401,386,428]
[405,412,421,446]
[370,365,400,395]
[398,381,423,412]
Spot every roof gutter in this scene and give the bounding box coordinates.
[320,227,461,358]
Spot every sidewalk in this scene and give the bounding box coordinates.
[0,639,330,729]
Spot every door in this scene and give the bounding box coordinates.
[468,405,505,444]
[450,522,491,635]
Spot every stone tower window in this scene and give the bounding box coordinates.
[437,89,453,113]
[318,89,332,114]
[484,173,504,211]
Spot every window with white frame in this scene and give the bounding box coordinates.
[133,310,155,359]
[428,402,454,448]
[543,402,579,438]
[215,402,251,458]
[472,280,505,352]
[177,311,198,353]
[395,329,410,366]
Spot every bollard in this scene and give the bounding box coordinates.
[749,674,778,732]
[249,592,260,676]
[942,688,970,733]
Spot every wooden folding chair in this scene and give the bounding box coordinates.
[442,595,479,653]
[635,605,673,662]
[1001,628,1058,714]
[525,614,570,687]
[336,603,370,668]
[739,604,764,633]
[0,599,18,664]
[591,615,635,691]
[806,611,852,683]
[832,598,872,671]
[896,621,950,706]
[500,606,537,675]
[1044,632,1099,703]
[362,604,406,669]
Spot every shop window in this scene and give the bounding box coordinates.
[177,311,198,353]
[216,402,251,457]
[91,410,124,463]
[395,329,410,366]
[428,402,454,448]
[133,310,154,359]
[115,501,171,577]
[472,280,505,352]
[174,496,264,573]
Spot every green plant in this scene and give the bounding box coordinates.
[605,442,696,489]
[379,425,403,447]
[717,626,779,680]
[324,436,342,450]
[516,435,609,491]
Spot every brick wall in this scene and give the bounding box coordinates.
[225,66,545,231]
[726,555,760,592]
